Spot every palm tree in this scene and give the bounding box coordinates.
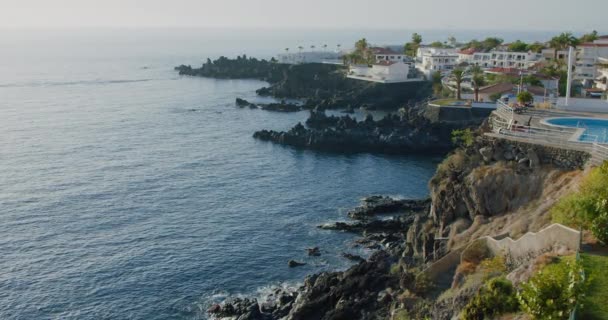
[323,44,328,51]
[451,68,465,100]
[336,44,341,52]
[549,32,580,60]
[285,48,289,53]
[310,45,316,51]
[470,65,486,102]
[298,46,304,53]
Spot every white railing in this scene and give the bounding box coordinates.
[590,143,608,167]
[491,117,580,144]
[495,100,514,121]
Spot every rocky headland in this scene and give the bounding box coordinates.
[175,56,431,111]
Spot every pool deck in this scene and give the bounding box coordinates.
[512,108,608,128]
[489,106,608,159]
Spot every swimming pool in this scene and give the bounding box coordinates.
[543,117,608,143]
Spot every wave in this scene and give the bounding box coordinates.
[0,78,161,88]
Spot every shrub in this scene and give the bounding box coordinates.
[479,255,507,278]
[460,277,519,320]
[516,259,587,319]
[413,273,434,295]
[451,129,475,147]
[462,239,491,265]
[393,309,410,320]
[517,91,534,104]
[551,162,608,243]
[390,263,402,276]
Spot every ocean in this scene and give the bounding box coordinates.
[0,28,549,319]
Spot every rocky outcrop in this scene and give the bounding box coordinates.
[253,106,479,155]
[347,196,431,220]
[177,57,432,111]
[235,98,302,112]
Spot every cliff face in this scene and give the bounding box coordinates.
[429,135,587,245]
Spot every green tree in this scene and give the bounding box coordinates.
[527,42,546,53]
[508,40,529,52]
[451,68,465,100]
[517,91,534,104]
[430,41,445,48]
[549,32,580,60]
[448,35,457,47]
[470,65,486,102]
[580,30,599,43]
[404,33,423,57]
[431,71,443,96]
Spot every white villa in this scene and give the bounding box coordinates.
[574,37,608,85]
[371,47,410,63]
[595,57,608,91]
[348,61,421,83]
[468,50,542,69]
[416,47,459,77]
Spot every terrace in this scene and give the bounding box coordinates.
[489,100,608,166]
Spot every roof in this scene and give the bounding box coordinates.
[458,48,477,55]
[371,47,400,55]
[579,42,608,47]
[598,35,608,39]
[373,61,398,66]
[478,83,515,94]
[478,83,546,96]
[485,67,525,75]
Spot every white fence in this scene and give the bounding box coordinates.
[590,143,608,167]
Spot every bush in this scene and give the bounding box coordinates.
[460,277,519,320]
[462,239,491,265]
[413,273,434,295]
[517,91,534,104]
[451,129,475,147]
[516,259,587,319]
[551,162,608,243]
[479,255,507,278]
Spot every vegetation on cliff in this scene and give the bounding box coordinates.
[551,161,608,244]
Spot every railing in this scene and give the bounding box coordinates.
[491,117,580,144]
[495,100,514,121]
[569,248,586,320]
[590,142,608,167]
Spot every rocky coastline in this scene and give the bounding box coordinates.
[208,196,436,320]
[252,106,476,155]
[176,56,431,111]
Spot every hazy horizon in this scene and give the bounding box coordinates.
[2,0,607,32]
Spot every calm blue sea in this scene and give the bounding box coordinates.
[0,28,549,319]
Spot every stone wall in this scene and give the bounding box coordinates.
[422,248,463,281]
[482,136,590,170]
[461,223,581,267]
[424,104,491,124]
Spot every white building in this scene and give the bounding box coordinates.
[468,51,542,69]
[371,47,410,63]
[595,57,608,91]
[416,47,459,77]
[347,61,421,83]
[574,38,608,84]
[276,51,341,64]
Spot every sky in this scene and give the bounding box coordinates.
[1,0,606,32]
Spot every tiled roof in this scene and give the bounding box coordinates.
[458,48,476,55]
[579,42,608,47]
